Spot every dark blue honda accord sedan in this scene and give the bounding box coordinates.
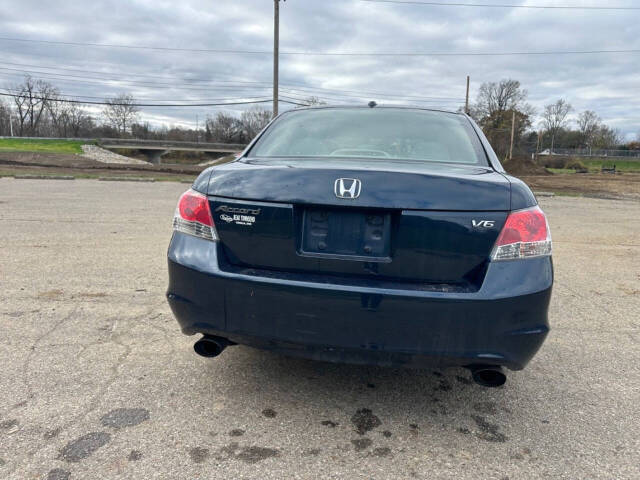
[167,106,552,387]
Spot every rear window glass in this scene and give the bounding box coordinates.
[249,108,486,165]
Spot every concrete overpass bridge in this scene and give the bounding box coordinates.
[98,138,247,163]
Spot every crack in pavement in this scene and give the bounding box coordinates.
[5,308,135,478]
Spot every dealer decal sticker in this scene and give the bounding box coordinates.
[215,205,260,226]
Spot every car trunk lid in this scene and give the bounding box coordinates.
[208,158,510,288]
[207,158,510,211]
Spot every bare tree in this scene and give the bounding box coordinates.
[68,104,90,137]
[542,99,572,152]
[131,122,154,140]
[0,99,12,136]
[46,96,66,136]
[47,97,88,138]
[471,79,532,121]
[470,79,533,158]
[240,107,272,140]
[205,112,243,143]
[10,76,58,136]
[576,110,601,149]
[103,94,139,136]
[592,125,622,149]
[301,96,327,107]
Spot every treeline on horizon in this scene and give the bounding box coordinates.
[1,75,638,158]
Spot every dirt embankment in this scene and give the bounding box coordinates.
[502,156,550,176]
[0,152,204,179]
[520,173,640,201]
[503,156,639,201]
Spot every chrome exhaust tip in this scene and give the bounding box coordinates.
[468,365,507,388]
[193,335,230,358]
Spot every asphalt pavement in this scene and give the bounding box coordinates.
[0,178,638,479]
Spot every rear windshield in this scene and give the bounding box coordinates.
[249,108,486,165]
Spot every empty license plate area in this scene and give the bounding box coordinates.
[300,208,391,262]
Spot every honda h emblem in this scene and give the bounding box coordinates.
[334,178,362,199]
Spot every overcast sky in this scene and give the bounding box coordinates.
[1,0,638,139]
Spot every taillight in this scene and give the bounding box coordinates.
[491,206,551,261]
[172,189,218,241]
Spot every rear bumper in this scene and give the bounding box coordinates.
[167,232,552,370]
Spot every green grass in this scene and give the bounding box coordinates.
[581,158,640,172]
[546,168,576,174]
[552,191,585,198]
[0,138,86,154]
[545,158,640,174]
[0,169,195,183]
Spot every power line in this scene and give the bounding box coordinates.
[0,91,308,107]
[0,69,273,95]
[1,61,272,86]
[0,88,279,104]
[1,36,639,56]
[0,60,464,100]
[0,70,461,107]
[0,66,268,91]
[0,66,464,104]
[0,36,274,55]
[0,75,461,108]
[0,62,458,100]
[0,88,461,112]
[0,66,448,100]
[279,88,462,105]
[279,86,461,102]
[360,0,640,9]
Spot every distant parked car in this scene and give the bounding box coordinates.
[167,106,553,387]
[538,149,555,156]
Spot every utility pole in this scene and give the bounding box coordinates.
[9,111,14,137]
[509,110,516,161]
[273,0,280,117]
[465,76,470,114]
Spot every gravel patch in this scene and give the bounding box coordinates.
[81,144,150,165]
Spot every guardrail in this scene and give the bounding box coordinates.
[97,138,246,151]
[0,136,247,151]
[538,148,640,159]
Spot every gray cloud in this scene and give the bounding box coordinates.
[0,0,638,138]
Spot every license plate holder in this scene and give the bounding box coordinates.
[300,208,391,262]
